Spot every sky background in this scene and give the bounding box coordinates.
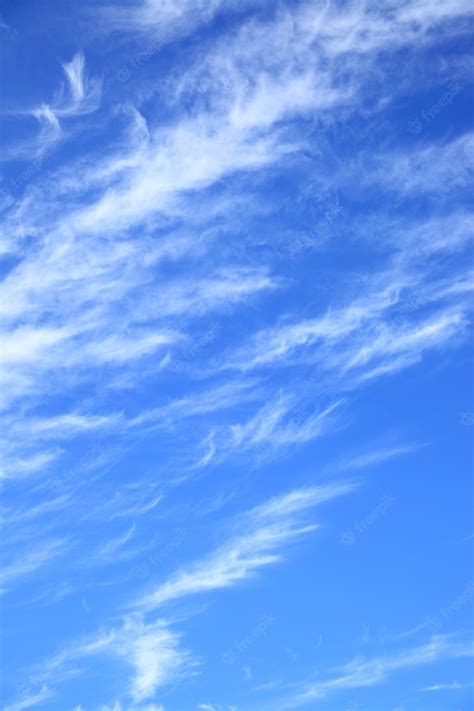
[0,1,473,710]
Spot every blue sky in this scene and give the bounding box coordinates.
[0,1,473,710]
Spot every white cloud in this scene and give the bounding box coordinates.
[1,2,473,708]
[98,0,250,45]
[100,704,165,711]
[25,617,192,706]
[12,412,123,440]
[135,481,357,611]
[334,443,422,472]
[26,617,193,703]
[4,51,100,161]
[0,538,69,592]
[95,524,136,559]
[284,635,474,706]
[116,618,194,702]
[198,394,343,466]
[422,680,470,691]
[0,448,62,479]
[11,483,355,706]
[3,685,53,711]
[223,270,471,387]
[59,52,101,114]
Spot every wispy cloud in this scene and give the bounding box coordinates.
[0,448,63,480]
[0,538,69,593]
[5,51,101,161]
[135,481,357,611]
[223,273,471,389]
[1,1,473,708]
[196,394,343,467]
[283,635,474,706]
[12,482,356,706]
[421,679,473,691]
[334,443,423,472]
[58,52,101,116]
[98,0,241,41]
[4,685,53,711]
[94,524,136,559]
[26,616,194,705]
